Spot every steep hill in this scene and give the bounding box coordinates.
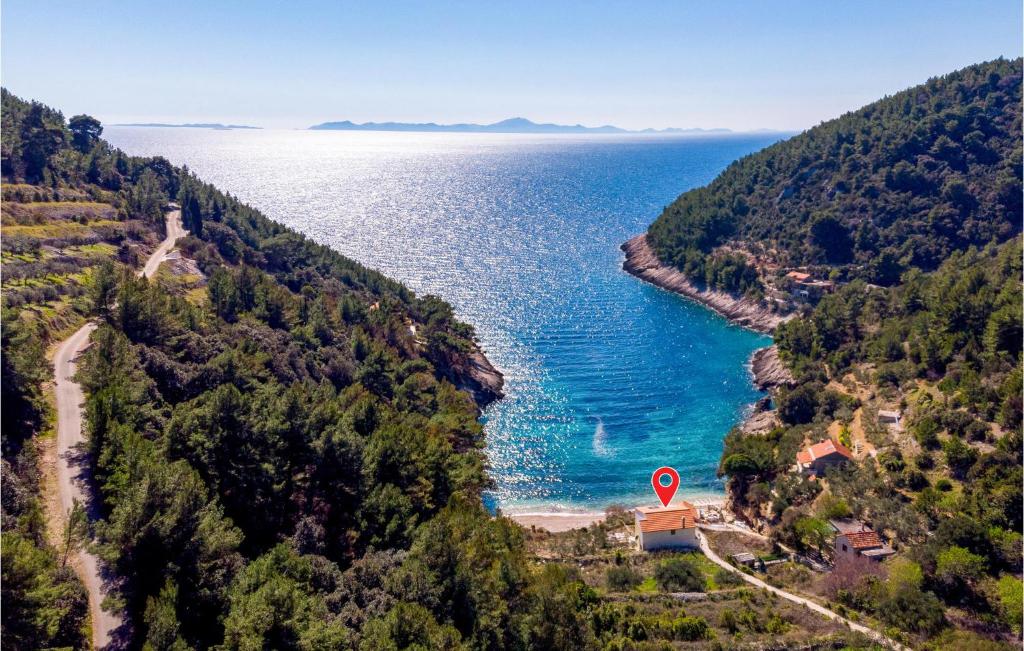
[646,58,1021,290]
[633,61,1024,648]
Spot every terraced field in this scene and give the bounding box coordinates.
[1,184,162,342]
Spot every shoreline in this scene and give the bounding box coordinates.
[503,235,797,534]
[437,343,505,410]
[620,234,790,335]
[619,233,796,524]
[463,347,505,407]
[505,495,728,532]
[620,233,795,395]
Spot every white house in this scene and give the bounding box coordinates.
[634,503,698,551]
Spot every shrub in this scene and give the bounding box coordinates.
[991,575,1023,635]
[604,565,642,592]
[778,384,820,424]
[877,584,946,635]
[901,469,929,490]
[666,615,711,641]
[942,438,978,478]
[818,494,852,520]
[654,556,705,592]
[714,567,743,588]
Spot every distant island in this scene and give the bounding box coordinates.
[309,116,735,134]
[112,122,261,130]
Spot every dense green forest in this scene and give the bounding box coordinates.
[0,90,598,650]
[706,61,1022,647]
[4,55,1022,648]
[648,58,1022,291]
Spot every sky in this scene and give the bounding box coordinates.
[2,1,1021,131]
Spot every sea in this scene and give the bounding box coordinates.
[105,127,783,515]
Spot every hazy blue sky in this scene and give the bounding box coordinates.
[2,1,1020,130]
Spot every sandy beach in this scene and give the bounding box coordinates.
[508,512,607,532]
[507,497,727,533]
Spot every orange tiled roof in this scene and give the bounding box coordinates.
[636,503,697,533]
[786,271,812,282]
[844,530,883,549]
[797,439,852,465]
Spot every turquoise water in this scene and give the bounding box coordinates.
[105,128,780,512]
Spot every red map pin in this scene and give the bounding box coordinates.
[651,467,680,507]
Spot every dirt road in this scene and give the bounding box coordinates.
[53,209,184,649]
[696,527,909,650]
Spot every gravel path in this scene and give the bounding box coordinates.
[697,527,909,650]
[53,209,183,649]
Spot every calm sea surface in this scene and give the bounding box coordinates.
[106,127,781,513]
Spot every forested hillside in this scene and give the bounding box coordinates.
[696,62,1024,648]
[0,90,598,651]
[647,58,1021,290]
[2,90,881,651]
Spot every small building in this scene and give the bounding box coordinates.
[785,271,835,298]
[830,519,896,562]
[878,410,902,431]
[796,439,853,476]
[634,503,698,551]
[730,552,757,568]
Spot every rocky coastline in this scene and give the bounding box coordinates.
[749,345,795,391]
[621,233,800,528]
[620,234,791,335]
[621,232,797,433]
[620,233,796,389]
[439,345,505,410]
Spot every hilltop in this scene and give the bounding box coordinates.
[645,57,1021,295]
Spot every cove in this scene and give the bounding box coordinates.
[105,128,783,512]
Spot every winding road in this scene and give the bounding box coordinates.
[696,527,909,650]
[53,209,184,650]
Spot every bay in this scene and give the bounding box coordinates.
[106,127,781,512]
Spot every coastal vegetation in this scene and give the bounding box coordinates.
[0,90,598,651]
[661,60,1024,647]
[647,58,1021,293]
[3,57,1021,649]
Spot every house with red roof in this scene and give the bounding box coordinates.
[795,438,853,476]
[784,270,836,298]
[830,519,896,562]
[634,503,699,551]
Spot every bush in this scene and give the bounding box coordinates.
[604,565,642,592]
[991,575,1023,635]
[877,584,946,635]
[901,469,929,490]
[914,415,942,448]
[817,494,852,520]
[778,384,820,424]
[654,556,705,592]
[714,567,744,588]
[942,438,978,478]
[665,615,711,641]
